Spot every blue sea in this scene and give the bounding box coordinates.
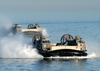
[0,11,100,71]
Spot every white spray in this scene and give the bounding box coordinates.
[0,18,43,58]
[0,35,42,58]
[42,28,49,37]
[85,39,100,58]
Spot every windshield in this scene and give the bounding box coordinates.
[42,41,50,43]
[17,26,21,28]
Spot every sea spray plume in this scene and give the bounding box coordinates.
[0,17,13,36]
[86,39,100,57]
[42,28,49,37]
[0,18,43,58]
[87,52,97,58]
[0,34,43,58]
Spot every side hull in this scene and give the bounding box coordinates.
[39,49,87,57]
[22,31,42,37]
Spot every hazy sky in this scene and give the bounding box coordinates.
[0,0,100,11]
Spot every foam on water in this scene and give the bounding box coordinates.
[0,18,13,36]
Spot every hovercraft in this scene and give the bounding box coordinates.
[12,24,42,37]
[32,34,87,57]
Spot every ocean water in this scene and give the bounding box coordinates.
[0,11,100,71]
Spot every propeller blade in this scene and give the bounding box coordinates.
[64,36,67,40]
[37,35,39,39]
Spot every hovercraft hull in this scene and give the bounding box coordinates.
[39,49,87,57]
[22,31,42,37]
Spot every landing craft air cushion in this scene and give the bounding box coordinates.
[32,34,87,57]
[12,24,42,37]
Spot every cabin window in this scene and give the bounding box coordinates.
[42,41,50,43]
[17,26,21,28]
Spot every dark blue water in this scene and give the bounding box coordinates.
[0,58,100,71]
[0,11,100,71]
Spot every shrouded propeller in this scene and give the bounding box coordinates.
[61,34,73,45]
